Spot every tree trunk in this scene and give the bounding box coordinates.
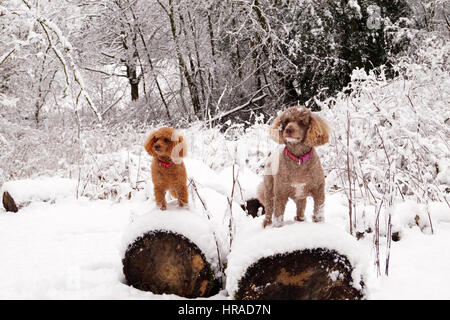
[122,230,221,298]
[163,0,201,118]
[235,248,364,300]
[127,64,139,101]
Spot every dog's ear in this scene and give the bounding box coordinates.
[177,135,188,158]
[304,114,330,147]
[270,113,284,144]
[144,131,157,157]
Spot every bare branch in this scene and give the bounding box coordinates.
[0,48,15,67]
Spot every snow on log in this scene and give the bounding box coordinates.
[1,177,77,212]
[226,221,367,300]
[121,202,226,298]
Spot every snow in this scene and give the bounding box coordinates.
[0,155,449,299]
[348,0,362,18]
[1,177,77,204]
[368,223,450,299]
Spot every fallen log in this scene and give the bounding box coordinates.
[226,222,366,300]
[1,177,77,212]
[121,205,225,298]
[234,248,363,300]
[122,230,221,298]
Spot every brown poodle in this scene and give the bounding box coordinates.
[257,106,330,227]
[144,127,188,210]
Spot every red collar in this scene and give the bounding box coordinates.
[284,147,313,165]
[159,160,174,168]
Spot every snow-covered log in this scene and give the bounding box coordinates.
[122,230,220,298]
[121,203,224,298]
[1,178,77,212]
[234,248,363,300]
[226,222,367,300]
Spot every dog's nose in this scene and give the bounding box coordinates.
[154,144,160,150]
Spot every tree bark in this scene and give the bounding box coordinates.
[241,198,265,218]
[159,0,201,118]
[2,191,19,213]
[122,230,221,298]
[235,248,364,300]
[126,64,139,101]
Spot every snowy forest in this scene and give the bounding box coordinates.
[0,0,449,300]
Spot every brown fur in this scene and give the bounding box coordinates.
[144,127,188,210]
[258,106,330,227]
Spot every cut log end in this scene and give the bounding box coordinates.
[2,191,18,212]
[235,248,364,300]
[122,230,221,298]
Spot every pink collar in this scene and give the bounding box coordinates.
[284,147,313,165]
[159,160,174,168]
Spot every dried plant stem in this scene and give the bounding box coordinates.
[374,198,384,277]
[385,212,392,276]
[187,178,224,286]
[227,164,239,249]
[346,111,353,235]
[135,152,142,190]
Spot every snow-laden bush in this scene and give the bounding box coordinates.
[321,57,449,200]
[0,116,82,187]
[183,114,274,173]
[0,112,148,195]
[321,63,449,202]
[313,47,449,250]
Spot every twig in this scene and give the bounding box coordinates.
[0,48,15,67]
[385,210,392,276]
[135,152,142,190]
[346,110,353,235]
[205,93,267,124]
[188,178,224,287]
[188,178,208,211]
[373,198,384,277]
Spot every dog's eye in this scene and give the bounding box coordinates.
[164,138,170,143]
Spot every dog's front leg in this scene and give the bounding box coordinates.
[175,184,189,207]
[312,186,325,222]
[294,198,307,222]
[273,192,289,227]
[262,177,274,228]
[154,186,167,210]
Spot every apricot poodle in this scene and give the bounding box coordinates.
[257,106,330,227]
[144,127,188,210]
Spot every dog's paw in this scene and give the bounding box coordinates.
[273,217,284,228]
[262,218,272,228]
[159,204,167,211]
[294,216,306,222]
[313,215,324,223]
[178,201,188,208]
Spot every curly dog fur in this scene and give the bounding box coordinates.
[258,106,330,227]
[144,127,188,210]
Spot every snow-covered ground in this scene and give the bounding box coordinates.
[1,156,449,299]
